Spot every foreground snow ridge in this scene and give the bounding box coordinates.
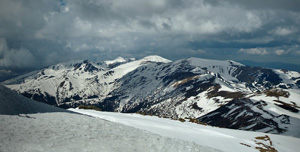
[70,108,300,152]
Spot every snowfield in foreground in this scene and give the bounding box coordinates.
[1,112,218,152]
[70,108,300,152]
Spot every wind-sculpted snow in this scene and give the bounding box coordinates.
[1,113,222,152]
[2,55,300,136]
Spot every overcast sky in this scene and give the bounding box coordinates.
[0,0,300,72]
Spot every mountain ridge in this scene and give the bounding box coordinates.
[3,55,300,137]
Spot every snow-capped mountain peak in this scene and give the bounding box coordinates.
[140,55,172,63]
[104,57,128,65]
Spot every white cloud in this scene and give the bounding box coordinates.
[273,27,294,36]
[239,48,269,55]
[0,38,36,69]
[0,48,36,69]
[274,49,286,55]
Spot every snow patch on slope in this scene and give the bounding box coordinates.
[273,69,300,89]
[250,89,300,119]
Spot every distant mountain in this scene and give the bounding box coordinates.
[3,55,300,136]
[238,60,300,72]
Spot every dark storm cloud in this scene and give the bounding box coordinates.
[0,0,300,73]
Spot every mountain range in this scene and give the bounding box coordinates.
[2,84,299,152]
[2,55,300,137]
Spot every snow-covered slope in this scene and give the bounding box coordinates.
[70,108,300,152]
[2,55,300,136]
[198,97,300,137]
[3,55,171,107]
[0,85,218,152]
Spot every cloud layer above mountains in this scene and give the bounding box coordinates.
[0,0,299,72]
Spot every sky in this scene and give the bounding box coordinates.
[0,0,300,73]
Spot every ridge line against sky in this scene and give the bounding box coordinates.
[0,0,300,73]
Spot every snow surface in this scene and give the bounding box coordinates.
[0,85,219,152]
[1,113,220,152]
[70,109,300,152]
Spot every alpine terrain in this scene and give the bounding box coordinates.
[2,55,300,137]
[0,85,218,152]
[2,84,300,152]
